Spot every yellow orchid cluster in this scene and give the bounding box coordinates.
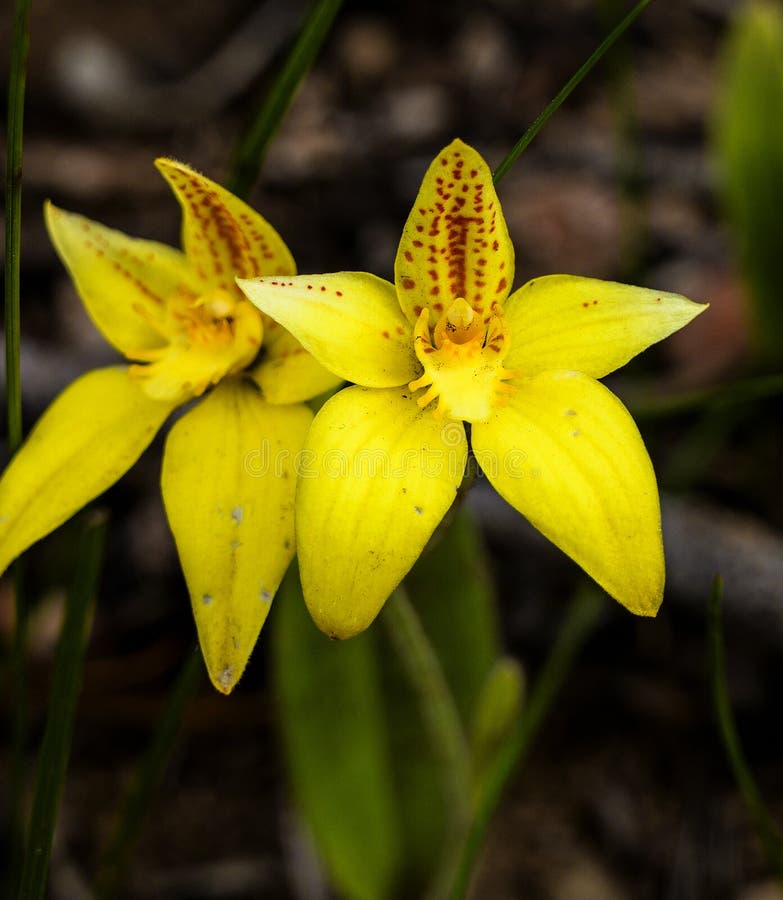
[0,140,705,693]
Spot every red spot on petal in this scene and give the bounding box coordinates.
[404,250,413,262]
[382,330,390,339]
[402,277,416,290]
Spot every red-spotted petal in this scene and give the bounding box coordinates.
[394,139,514,324]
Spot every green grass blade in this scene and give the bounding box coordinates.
[4,0,31,456]
[451,587,605,900]
[227,0,344,198]
[493,0,652,184]
[92,648,203,900]
[274,568,402,900]
[708,577,783,883]
[5,2,33,887]
[16,512,108,900]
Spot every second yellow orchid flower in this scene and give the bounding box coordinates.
[0,160,341,692]
[239,139,707,639]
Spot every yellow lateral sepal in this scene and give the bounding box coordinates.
[161,378,312,693]
[0,367,175,575]
[471,369,664,616]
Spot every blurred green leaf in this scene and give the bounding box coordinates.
[227,0,344,197]
[714,1,783,363]
[273,568,401,900]
[274,507,501,897]
[379,506,500,893]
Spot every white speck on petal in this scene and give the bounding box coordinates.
[260,586,272,602]
[231,505,244,524]
[414,505,423,515]
[230,540,240,550]
[202,593,213,605]
[218,666,233,690]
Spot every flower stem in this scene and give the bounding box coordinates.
[493,0,652,185]
[16,512,108,900]
[382,587,473,900]
[4,0,32,890]
[708,577,783,884]
[450,587,605,900]
[227,0,344,198]
[92,648,204,900]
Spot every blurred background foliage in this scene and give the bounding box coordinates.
[4,0,783,898]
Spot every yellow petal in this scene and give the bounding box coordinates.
[504,275,708,378]
[0,367,175,575]
[238,272,419,387]
[395,138,514,323]
[296,386,467,638]
[161,378,312,693]
[155,158,295,290]
[45,202,201,355]
[249,329,343,404]
[471,370,663,615]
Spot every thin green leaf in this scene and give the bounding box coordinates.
[493,0,652,184]
[16,512,107,900]
[708,576,783,884]
[273,567,402,900]
[713,1,783,364]
[4,0,30,456]
[4,0,32,888]
[227,0,344,198]
[92,648,203,900]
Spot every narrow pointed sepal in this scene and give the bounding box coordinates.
[161,378,312,693]
[0,367,175,575]
[471,370,664,615]
[238,272,418,387]
[503,275,708,378]
[296,386,468,638]
[45,202,200,355]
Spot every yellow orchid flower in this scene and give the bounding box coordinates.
[238,139,707,640]
[0,159,341,693]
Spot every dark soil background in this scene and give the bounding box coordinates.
[3,0,783,897]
